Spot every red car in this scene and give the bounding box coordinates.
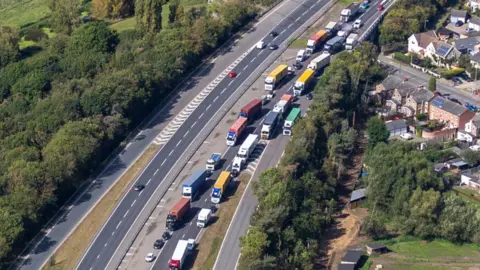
[377,4,383,11]
[228,71,237,78]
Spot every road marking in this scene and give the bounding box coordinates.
[251,57,256,62]
[190,221,193,225]
[183,130,189,137]
[199,113,204,118]
[147,179,151,185]
[228,81,234,86]
[213,96,219,102]
[204,198,208,202]
[302,10,307,16]
[116,221,122,229]
[295,17,301,22]
[161,159,166,166]
[182,234,186,238]
[206,104,211,110]
[243,65,248,71]
[125,142,131,149]
[237,72,242,76]
[288,23,293,28]
[138,190,143,196]
[131,200,136,207]
[280,29,286,35]
[96,256,100,259]
[124,210,129,218]
[258,50,264,56]
[211,57,218,63]
[221,88,226,94]
[104,243,107,247]
[169,150,174,156]
[154,169,159,175]
[112,232,115,236]
[176,140,182,147]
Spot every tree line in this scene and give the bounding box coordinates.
[238,43,386,269]
[0,0,261,265]
[363,139,480,244]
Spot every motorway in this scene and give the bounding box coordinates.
[76,0,335,269]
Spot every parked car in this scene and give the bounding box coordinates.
[451,77,462,85]
[306,93,313,100]
[162,231,171,241]
[447,96,462,105]
[400,133,413,140]
[145,253,155,262]
[460,73,472,82]
[456,20,464,27]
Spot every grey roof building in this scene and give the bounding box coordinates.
[430,96,468,116]
[410,88,435,103]
[341,249,363,265]
[338,264,356,270]
[385,119,408,132]
[454,37,480,54]
[350,189,366,202]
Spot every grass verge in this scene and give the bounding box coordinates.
[44,145,161,270]
[288,38,307,48]
[0,0,50,27]
[190,173,251,270]
[110,17,137,32]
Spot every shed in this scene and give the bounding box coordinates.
[366,243,387,255]
[338,263,356,270]
[341,249,363,265]
[350,188,366,209]
[385,119,408,137]
[450,9,468,24]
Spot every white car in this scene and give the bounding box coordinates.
[400,132,413,140]
[470,145,480,152]
[187,239,196,251]
[256,41,265,49]
[353,19,362,29]
[145,253,155,262]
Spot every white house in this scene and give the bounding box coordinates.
[470,16,480,31]
[450,9,468,24]
[461,170,480,190]
[385,119,408,137]
[470,0,480,12]
[408,31,457,65]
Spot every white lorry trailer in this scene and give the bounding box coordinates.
[196,208,212,228]
[345,33,359,50]
[307,52,331,71]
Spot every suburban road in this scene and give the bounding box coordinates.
[12,0,325,270]
[212,1,392,269]
[76,0,335,269]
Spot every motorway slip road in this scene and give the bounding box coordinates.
[76,0,335,269]
[12,1,314,270]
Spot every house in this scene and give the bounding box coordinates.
[404,87,435,115]
[450,9,468,24]
[408,31,457,65]
[471,52,480,69]
[341,250,363,265]
[386,119,408,136]
[454,37,480,55]
[366,244,387,255]
[338,264,355,270]
[470,0,480,12]
[469,16,480,32]
[375,75,406,93]
[349,188,366,209]
[429,97,475,129]
[461,167,480,189]
[465,114,480,136]
[457,130,475,142]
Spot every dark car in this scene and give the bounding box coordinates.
[460,73,472,82]
[306,93,313,100]
[451,77,462,85]
[153,239,164,249]
[134,184,145,191]
[455,20,464,27]
[162,231,171,241]
[270,31,278,37]
[447,97,462,105]
[210,204,217,214]
[269,44,278,50]
[293,62,303,70]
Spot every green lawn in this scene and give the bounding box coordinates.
[392,265,465,270]
[453,187,480,207]
[288,39,307,48]
[109,17,137,32]
[0,0,50,27]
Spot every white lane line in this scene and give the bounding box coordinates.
[243,65,248,71]
[116,221,122,229]
[96,255,100,259]
[221,88,226,94]
[237,72,242,76]
[204,198,208,202]
[206,104,211,110]
[199,113,205,118]
[251,57,256,62]
[213,96,219,102]
[124,210,129,218]
[183,130,189,137]
[131,200,136,207]
[154,169,159,175]
[228,81,234,86]
[138,190,143,196]
[104,243,107,247]
[288,23,293,28]
[302,10,308,16]
[176,140,182,147]
[280,29,286,35]
[258,50,264,56]
[112,232,115,236]
[169,150,174,156]
[190,221,193,225]
[192,121,197,127]
[147,179,151,185]
[295,17,301,22]
[182,234,186,238]
[161,159,166,166]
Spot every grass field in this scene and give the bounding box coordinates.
[0,0,50,27]
[453,187,480,207]
[110,17,137,32]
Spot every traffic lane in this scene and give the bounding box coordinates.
[79,0,330,266]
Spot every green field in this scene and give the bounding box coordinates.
[385,238,480,259]
[110,17,137,32]
[0,0,50,27]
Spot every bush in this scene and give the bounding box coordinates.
[24,29,47,42]
[393,52,410,64]
[441,68,465,79]
[416,113,427,121]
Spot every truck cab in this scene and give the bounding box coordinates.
[231,156,244,176]
[353,19,362,29]
[206,153,221,172]
[296,49,306,62]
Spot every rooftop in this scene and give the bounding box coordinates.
[385,119,408,131]
[409,87,435,103]
[350,188,366,202]
[366,243,387,250]
[342,249,363,264]
[338,264,355,270]
[431,96,468,116]
[411,31,439,49]
[454,37,480,51]
[451,9,468,18]
[470,15,480,26]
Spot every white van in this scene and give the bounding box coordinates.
[256,41,265,49]
[296,49,306,62]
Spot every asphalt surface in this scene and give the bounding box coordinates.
[76,0,334,268]
[13,1,318,270]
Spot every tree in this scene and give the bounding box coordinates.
[91,0,135,18]
[67,22,118,54]
[168,0,180,24]
[48,0,82,34]
[462,149,480,166]
[428,77,436,91]
[135,0,163,33]
[366,116,389,149]
[0,26,20,68]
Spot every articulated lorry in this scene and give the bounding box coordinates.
[307,52,331,72]
[340,2,360,22]
[211,171,232,204]
[283,108,302,136]
[169,240,189,270]
[325,21,340,36]
[182,169,207,200]
[232,134,259,175]
[166,198,190,231]
[196,208,212,228]
[239,99,262,121]
[273,94,293,119]
[261,111,280,140]
[324,36,345,54]
[306,30,328,55]
[206,153,221,172]
[265,64,289,91]
[293,69,315,96]
[226,116,247,146]
[345,33,359,50]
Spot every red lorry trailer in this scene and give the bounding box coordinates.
[166,198,190,230]
[239,99,262,121]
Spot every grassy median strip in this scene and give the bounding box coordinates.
[191,173,251,270]
[44,145,160,270]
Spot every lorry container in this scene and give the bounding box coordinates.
[306,30,328,55]
[239,99,262,121]
[169,240,189,269]
[166,198,190,230]
[283,108,301,136]
[261,111,279,140]
[211,171,232,204]
[196,208,212,228]
[206,153,221,172]
[345,33,359,50]
[324,36,345,54]
[237,134,259,161]
[273,94,293,118]
[182,169,207,200]
[340,2,360,22]
[226,116,248,146]
[293,69,315,96]
[337,24,353,38]
[325,21,339,36]
[265,64,289,91]
[307,52,331,71]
